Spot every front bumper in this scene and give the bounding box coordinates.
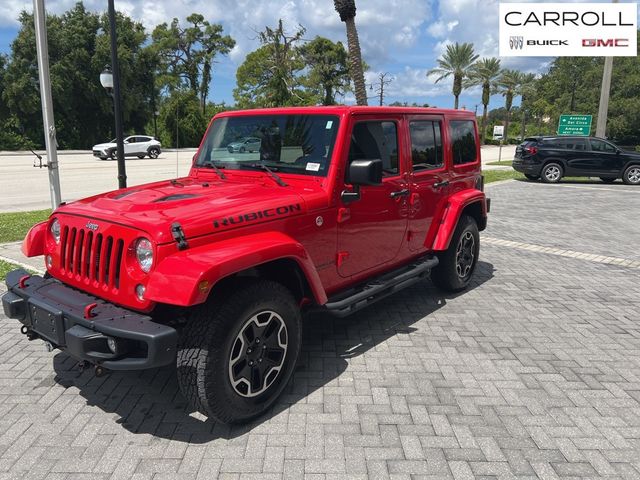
[2,269,177,370]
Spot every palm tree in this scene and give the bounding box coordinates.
[518,73,537,139]
[497,69,522,140]
[465,57,501,143]
[428,42,479,109]
[333,0,368,105]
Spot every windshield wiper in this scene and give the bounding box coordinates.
[248,163,288,187]
[200,161,226,180]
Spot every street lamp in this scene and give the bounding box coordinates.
[102,0,127,189]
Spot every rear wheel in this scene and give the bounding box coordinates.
[148,147,160,159]
[541,162,563,183]
[600,177,616,183]
[524,174,539,181]
[622,165,640,185]
[137,155,145,159]
[431,215,479,292]
[176,280,301,424]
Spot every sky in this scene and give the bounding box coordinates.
[0,0,637,110]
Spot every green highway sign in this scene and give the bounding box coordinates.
[557,114,592,136]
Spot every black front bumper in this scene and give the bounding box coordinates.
[2,269,177,370]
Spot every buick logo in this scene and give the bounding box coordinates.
[509,36,524,50]
[85,221,99,231]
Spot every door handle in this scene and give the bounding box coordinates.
[390,189,410,198]
[433,180,450,189]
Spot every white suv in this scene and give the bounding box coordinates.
[92,135,162,160]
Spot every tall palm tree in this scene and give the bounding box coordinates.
[333,0,368,106]
[465,57,501,143]
[497,69,522,140]
[518,73,537,139]
[428,42,479,109]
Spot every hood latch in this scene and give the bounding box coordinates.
[171,222,189,250]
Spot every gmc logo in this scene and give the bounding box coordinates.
[582,38,629,47]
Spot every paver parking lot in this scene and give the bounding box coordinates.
[1,179,639,479]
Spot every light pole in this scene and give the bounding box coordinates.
[100,0,127,189]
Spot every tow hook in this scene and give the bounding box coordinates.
[77,360,107,378]
[94,365,106,377]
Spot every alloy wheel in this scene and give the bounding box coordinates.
[628,167,640,184]
[544,165,561,182]
[455,231,475,279]
[228,310,288,398]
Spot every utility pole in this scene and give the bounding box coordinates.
[595,0,617,138]
[369,73,393,106]
[33,0,62,209]
[108,0,127,188]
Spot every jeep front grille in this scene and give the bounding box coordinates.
[60,226,125,289]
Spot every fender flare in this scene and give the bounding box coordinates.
[145,231,327,307]
[431,189,487,251]
[21,221,47,257]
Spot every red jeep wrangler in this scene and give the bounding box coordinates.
[2,107,489,423]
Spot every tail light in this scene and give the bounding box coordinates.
[524,146,538,155]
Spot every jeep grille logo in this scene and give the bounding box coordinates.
[509,36,524,50]
[85,221,99,231]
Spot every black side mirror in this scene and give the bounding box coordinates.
[347,159,383,186]
[616,148,621,154]
[342,159,383,203]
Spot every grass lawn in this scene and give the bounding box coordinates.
[484,170,525,183]
[0,209,51,244]
[486,160,513,166]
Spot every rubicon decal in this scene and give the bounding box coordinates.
[499,3,637,57]
[213,204,302,228]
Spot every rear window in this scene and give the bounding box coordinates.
[450,120,477,165]
[520,139,538,148]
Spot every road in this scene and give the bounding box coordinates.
[0,179,639,478]
[0,150,196,213]
[0,146,516,213]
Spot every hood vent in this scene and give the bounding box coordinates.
[154,193,199,202]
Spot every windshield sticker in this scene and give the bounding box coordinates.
[306,162,320,172]
[325,120,333,129]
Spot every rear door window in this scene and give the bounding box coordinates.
[409,121,443,171]
[450,120,477,165]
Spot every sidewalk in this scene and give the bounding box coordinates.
[0,242,45,273]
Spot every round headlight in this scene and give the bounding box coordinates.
[135,238,153,273]
[50,218,60,244]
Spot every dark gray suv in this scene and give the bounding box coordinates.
[512,136,640,185]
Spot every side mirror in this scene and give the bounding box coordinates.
[347,159,383,186]
[616,148,621,154]
[342,159,383,203]
[192,153,198,164]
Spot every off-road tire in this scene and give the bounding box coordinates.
[524,174,539,181]
[176,280,301,424]
[622,165,640,185]
[148,147,160,159]
[600,177,616,183]
[431,215,479,292]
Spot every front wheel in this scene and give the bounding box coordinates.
[622,165,640,185]
[431,215,479,292]
[524,174,539,181]
[541,162,563,183]
[176,280,301,424]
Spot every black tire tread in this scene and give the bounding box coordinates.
[430,215,479,292]
[176,280,300,424]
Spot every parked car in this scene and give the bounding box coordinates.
[512,136,640,185]
[92,135,161,160]
[227,136,261,153]
[3,106,489,424]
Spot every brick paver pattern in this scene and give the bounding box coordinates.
[0,180,639,479]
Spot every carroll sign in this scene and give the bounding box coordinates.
[499,3,637,57]
[557,115,592,136]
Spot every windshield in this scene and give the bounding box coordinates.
[195,114,340,177]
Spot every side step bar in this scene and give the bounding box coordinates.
[322,255,439,317]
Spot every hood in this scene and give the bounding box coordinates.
[56,176,308,244]
[93,142,116,150]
